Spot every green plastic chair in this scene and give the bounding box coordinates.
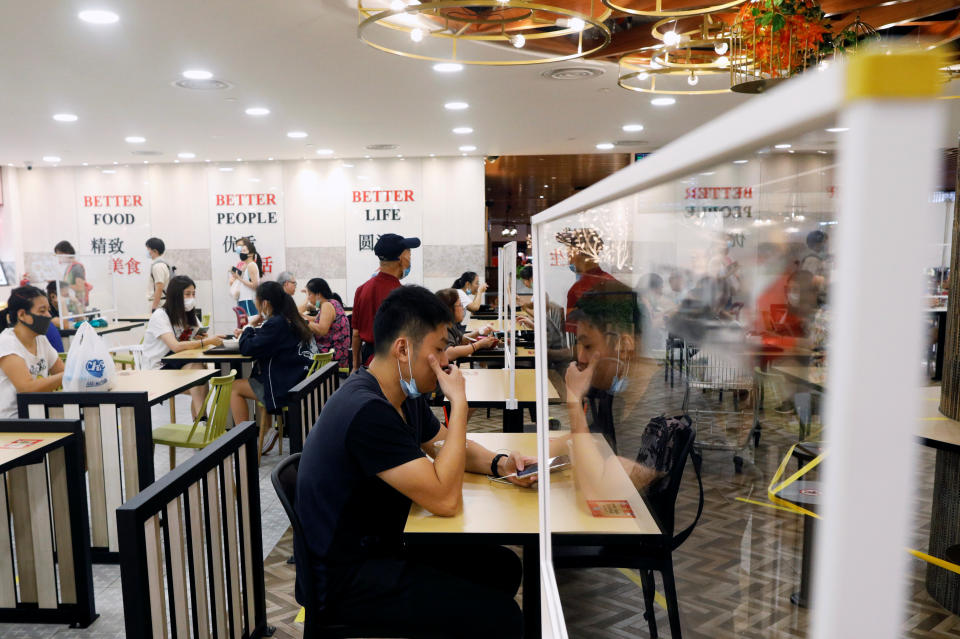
[152,370,236,470]
[307,350,335,377]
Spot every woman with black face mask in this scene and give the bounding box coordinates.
[0,286,65,418]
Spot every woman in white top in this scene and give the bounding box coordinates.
[229,236,262,318]
[452,271,487,323]
[0,286,65,419]
[143,275,223,418]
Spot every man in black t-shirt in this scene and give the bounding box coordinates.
[296,285,534,637]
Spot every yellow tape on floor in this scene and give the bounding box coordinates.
[295,606,305,623]
[617,568,668,610]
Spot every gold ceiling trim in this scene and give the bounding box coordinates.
[358,0,613,65]
[602,0,745,19]
[619,52,732,94]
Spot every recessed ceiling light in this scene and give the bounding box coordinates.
[621,123,644,132]
[113,161,118,165]
[651,97,676,106]
[82,162,88,166]
[459,145,477,152]
[102,169,116,174]
[177,152,195,159]
[342,163,355,168]
[268,157,275,161]
[699,171,715,176]
[316,149,334,155]
[245,107,270,116]
[236,157,242,162]
[434,63,463,73]
[125,136,145,143]
[595,142,615,150]
[445,101,469,110]
[733,159,749,164]
[365,155,371,159]
[205,159,211,162]
[174,159,180,163]
[182,69,213,80]
[462,153,467,156]
[396,154,403,158]
[817,150,829,154]
[452,127,473,134]
[53,113,78,123]
[142,160,149,164]
[287,131,308,139]
[788,149,795,154]
[43,156,61,163]
[429,153,435,157]
[219,167,233,172]
[775,144,792,149]
[826,127,849,133]
[539,195,545,199]
[78,9,119,24]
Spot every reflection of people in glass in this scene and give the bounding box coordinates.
[517,266,571,380]
[54,241,88,311]
[555,227,616,332]
[549,280,680,498]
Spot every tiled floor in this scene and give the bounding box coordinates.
[3,367,960,638]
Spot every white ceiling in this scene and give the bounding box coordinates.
[1,0,959,169]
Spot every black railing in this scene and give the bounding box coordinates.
[116,421,269,639]
[0,419,96,627]
[18,391,154,561]
[285,362,340,453]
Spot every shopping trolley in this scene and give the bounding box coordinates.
[682,341,758,472]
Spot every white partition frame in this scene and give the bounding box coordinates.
[530,49,944,638]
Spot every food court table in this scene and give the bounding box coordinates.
[0,424,96,627]
[769,368,960,614]
[17,368,216,561]
[461,346,536,367]
[437,368,558,432]
[162,346,255,377]
[464,317,528,334]
[116,313,153,323]
[59,320,145,338]
[405,432,661,639]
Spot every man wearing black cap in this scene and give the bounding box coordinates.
[351,233,421,370]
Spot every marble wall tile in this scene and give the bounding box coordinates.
[422,244,485,279]
[285,246,346,280]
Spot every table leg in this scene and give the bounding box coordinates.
[523,542,541,639]
[503,408,524,433]
[925,448,960,614]
[934,312,947,381]
[791,515,816,608]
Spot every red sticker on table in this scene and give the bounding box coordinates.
[587,500,636,518]
[0,439,42,449]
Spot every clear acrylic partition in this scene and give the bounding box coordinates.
[24,253,117,325]
[532,57,946,636]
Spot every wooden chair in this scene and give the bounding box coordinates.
[152,370,236,470]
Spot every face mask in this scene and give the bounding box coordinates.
[787,292,801,307]
[568,264,577,274]
[235,246,244,255]
[21,312,52,336]
[608,336,629,395]
[397,341,420,398]
[402,267,411,279]
[184,297,197,311]
[238,252,249,261]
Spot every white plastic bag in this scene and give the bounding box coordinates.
[63,323,118,392]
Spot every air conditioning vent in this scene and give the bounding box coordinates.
[173,79,232,91]
[366,144,399,150]
[542,66,605,80]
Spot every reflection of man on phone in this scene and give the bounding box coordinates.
[297,286,532,637]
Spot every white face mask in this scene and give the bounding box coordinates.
[184,297,197,311]
[787,292,801,307]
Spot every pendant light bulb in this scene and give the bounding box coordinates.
[687,71,699,86]
[390,0,406,10]
[410,27,424,42]
[716,55,730,68]
[663,30,680,46]
[510,33,525,48]
[714,40,729,55]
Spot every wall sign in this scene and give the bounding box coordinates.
[344,163,423,306]
[207,164,285,333]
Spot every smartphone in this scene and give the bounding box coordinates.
[513,456,570,479]
[231,266,243,276]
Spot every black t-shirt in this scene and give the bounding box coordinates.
[295,368,441,608]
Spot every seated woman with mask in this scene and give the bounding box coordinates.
[434,288,498,362]
[0,286,65,419]
[142,275,224,418]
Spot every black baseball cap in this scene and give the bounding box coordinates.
[374,233,421,261]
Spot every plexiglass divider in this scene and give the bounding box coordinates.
[530,48,945,638]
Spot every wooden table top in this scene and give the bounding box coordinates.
[116,314,153,323]
[464,317,529,333]
[405,433,661,540]
[111,369,217,405]
[463,347,536,361]
[162,347,254,364]
[454,368,559,406]
[917,386,960,452]
[0,432,71,471]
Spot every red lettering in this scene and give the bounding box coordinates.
[363,192,371,203]
[722,187,731,198]
[697,188,707,199]
[267,194,276,205]
[393,190,402,202]
[353,191,361,203]
[216,195,225,206]
[404,190,414,202]
[83,196,93,207]
[743,187,753,198]
[133,195,142,206]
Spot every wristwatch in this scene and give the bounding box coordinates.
[491,453,508,478]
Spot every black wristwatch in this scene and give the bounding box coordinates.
[491,453,508,478]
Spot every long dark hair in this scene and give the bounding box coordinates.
[256,281,313,344]
[452,271,477,290]
[162,275,199,331]
[237,236,264,277]
[305,278,342,304]
[3,286,46,330]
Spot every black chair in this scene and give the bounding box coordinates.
[554,426,704,639]
[271,454,415,639]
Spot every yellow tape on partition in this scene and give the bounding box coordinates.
[846,48,945,101]
[767,444,825,520]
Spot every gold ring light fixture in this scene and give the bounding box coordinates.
[358,0,613,65]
